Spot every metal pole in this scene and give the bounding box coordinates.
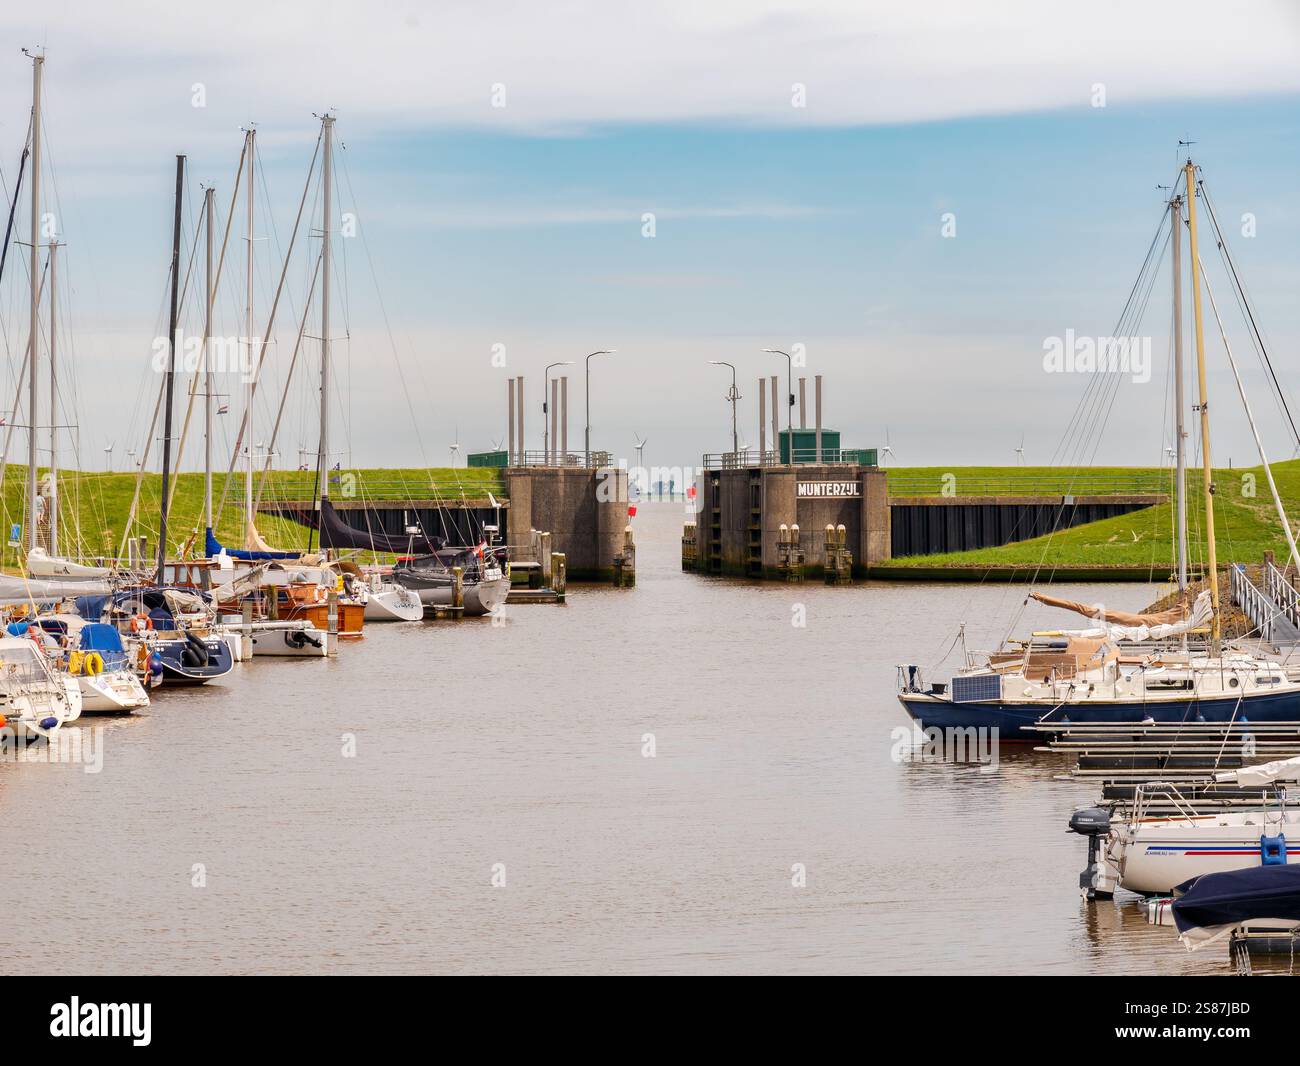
[560,376,568,463]
[769,376,778,461]
[157,153,185,583]
[550,377,558,466]
[516,377,524,465]
[316,114,334,510]
[814,373,823,463]
[26,51,42,554]
[48,240,57,556]
[799,377,806,429]
[1171,194,1187,592]
[507,377,515,464]
[204,186,215,533]
[583,350,614,466]
[244,127,256,541]
[758,378,766,461]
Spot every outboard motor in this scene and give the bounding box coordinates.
[1068,807,1114,901]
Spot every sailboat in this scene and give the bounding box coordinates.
[897,158,1300,739]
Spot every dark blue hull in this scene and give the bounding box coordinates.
[154,636,235,685]
[899,688,1300,741]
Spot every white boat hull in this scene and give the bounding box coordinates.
[364,586,423,622]
[1106,810,1300,895]
[78,669,150,714]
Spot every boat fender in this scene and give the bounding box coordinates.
[0,714,5,729]
[39,717,58,730]
[83,652,104,677]
[1261,833,1287,866]
[5,621,27,636]
[182,631,210,668]
[148,654,164,678]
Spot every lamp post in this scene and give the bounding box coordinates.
[708,360,741,460]
[584,349,615,466]
[761,349,794,463]
[544,360,573,465]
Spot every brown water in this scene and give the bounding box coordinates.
[0,502,1233,974]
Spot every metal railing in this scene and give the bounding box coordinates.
[508,450,614,469]
[1265,561,1300,631]
[1229,564,1300,644]
[702,448,871,470]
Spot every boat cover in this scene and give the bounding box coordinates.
[1216,754,1300,787]
[205,526,299,562]
[0,573,112,603]
[1173,865,1300,948]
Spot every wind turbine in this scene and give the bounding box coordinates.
[449,425,462,467]
[103,441,115,471]
[633,433,648,496]
[880,427,895,466]
[1015,433,1026,465]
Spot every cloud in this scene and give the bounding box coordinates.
[2,0,1297,160]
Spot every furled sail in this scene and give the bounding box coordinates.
[315,498,445,555]
[0,573,112,603]
[1029,588,1212,641]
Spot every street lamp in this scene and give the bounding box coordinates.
[761,349,795,463]
[708,360,741,460]
[544,360,573,465]
[584,349,616,467]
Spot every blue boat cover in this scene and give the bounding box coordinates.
[205,527,299,562]
[75,595,109,621]
[1172,864,1300,934]
[79,623,125,654]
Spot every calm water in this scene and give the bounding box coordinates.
[0,502,1232,974]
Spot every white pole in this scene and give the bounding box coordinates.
[1171,195,1188,591]
[1199,254,1300,575]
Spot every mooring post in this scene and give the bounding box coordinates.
[241,597,253,661]
[553,552,566,602]
[540,532,552,586]
[327,588,339,657]
[452,566,464,611]
[620,525,636,587]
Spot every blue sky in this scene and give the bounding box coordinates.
[1,2,1298,473]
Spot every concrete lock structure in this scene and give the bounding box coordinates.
[505,465,629,581]
[689,462,889,579]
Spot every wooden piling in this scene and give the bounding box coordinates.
[452,566,464,611]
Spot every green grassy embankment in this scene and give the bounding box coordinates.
[874,461,1300,574]
[0,466,505,569]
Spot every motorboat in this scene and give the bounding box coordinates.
[27,616,149,714]
[1081,756,1300,896]
[78,588,235,685]
[0,634,82,740]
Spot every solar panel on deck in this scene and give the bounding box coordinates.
[951,674,1001,703]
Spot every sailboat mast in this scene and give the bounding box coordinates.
[244,128,256,543]
[1170,194,1187,591]
[26,51,42,555]
[316,113,334,511]
[157,154,185,584]
[1184,159,1220,645]
[48,239,58,558]
[204,185,215,532]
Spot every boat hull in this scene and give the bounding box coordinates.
[413,576,509,616]
[899,688,1300,741]
[78,670,150,713]
[152,636,235,685]
[363,586,423,622]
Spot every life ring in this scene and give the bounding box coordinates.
[83,652,104,677]
[131,614,154,634]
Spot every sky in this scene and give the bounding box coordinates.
[1,0,1299,475]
